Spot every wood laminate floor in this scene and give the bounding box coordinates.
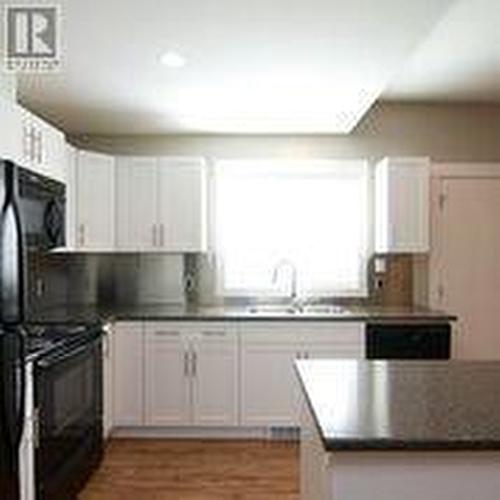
[79,439,300,500]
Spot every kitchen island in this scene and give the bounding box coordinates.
[297,360,500,500]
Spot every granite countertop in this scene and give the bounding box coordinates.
[28,303,456,323]
[296,360,500,452]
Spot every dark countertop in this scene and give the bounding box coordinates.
[28,303,456,323]
[296,360,500,452]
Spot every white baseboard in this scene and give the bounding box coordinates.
[110,426,300,441]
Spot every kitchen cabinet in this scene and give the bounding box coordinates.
[0,97,23,164]
[112,322,144,426]
[74,150,115,250]
[145,324,191,426]
[20,108,67,183]
[116,156,158,250]
[191,326,239,426]
[144,322,238,427]
[157,158,207,252]
[375,157,430,253]
[240,322,364,427]
[115,156,207,252]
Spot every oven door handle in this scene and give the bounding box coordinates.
[37,342,96,369]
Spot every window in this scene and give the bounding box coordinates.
[214,159,371,297]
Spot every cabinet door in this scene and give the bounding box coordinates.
[191,325,238,426]
[157,158,207,252]
[115,157,158,250]
[40,122,66,183]
[0,98,22,164]
[76,150,115,249]
[241,323,302,426]
[375,157,430,253]
[112,322,144,426]
[144,324,191,426]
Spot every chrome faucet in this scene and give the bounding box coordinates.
[272,259,299,304]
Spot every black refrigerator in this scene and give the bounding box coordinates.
[0,160,27,500]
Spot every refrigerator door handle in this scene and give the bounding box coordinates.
[2,331,26,451]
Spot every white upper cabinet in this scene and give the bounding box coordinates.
[157,158,207,252]
[375,157,430,253]
[20,109,67,183]
[115,156,207,253]
[0,98,23,163]
[74,150,115,250]
[116,156,158,250]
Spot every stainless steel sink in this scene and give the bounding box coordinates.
[301,304,348,315]
[246,305,299,315]
[246,304,349,316]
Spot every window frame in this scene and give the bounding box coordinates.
[211,158,373,299]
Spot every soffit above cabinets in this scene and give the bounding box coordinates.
[384,0,500,102]
[17,0,454,135]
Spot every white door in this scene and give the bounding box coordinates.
[112,323,144,426]
[241,324,302,426]
[115,156,158,250]
[191,326,238,426]
[434,177,500,359]
[144,325,191,426]
[76,151,115,249]
[157,158,207,252]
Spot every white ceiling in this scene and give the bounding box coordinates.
[384,0,500,102]
[16,0,456,134]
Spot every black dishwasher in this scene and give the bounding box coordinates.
[366,323,451,359]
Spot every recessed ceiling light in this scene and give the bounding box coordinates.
[160,51,186,68]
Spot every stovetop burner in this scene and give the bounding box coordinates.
[24,320,104,359]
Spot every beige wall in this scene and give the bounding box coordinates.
[70,101,500,163]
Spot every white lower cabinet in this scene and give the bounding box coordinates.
[191,327,239,426]
[112,322,144,426]
[145,325,191,426]
[240,322,365,427]
[111,320,365,432]
[144,322,238,427]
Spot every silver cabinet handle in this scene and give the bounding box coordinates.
[191,351,197,377]
[78,224,85,246]
[152,224,157,247]
[160,223,165,247]
[37,130,43,164]
[154,330,179,337]
[202,331,226,337]
[184,351,189,377]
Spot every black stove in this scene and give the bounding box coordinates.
[24,321,104,360]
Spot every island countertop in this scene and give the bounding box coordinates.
[296,360,500,452]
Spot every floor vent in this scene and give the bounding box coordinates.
[268,426,300,442]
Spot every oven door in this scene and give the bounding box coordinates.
[17,166,66,250]
[35,338,103,500]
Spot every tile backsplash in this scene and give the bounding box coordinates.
[28,250,425,312]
